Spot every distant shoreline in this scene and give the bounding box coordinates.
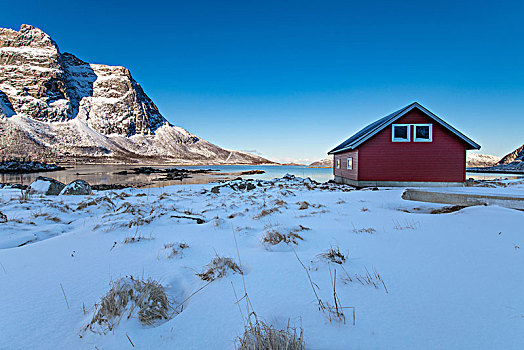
[466,168,524,174]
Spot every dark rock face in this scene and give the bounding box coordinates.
[60,179,92,195]
[28,176,66,195]
[498,145,524,165]
[0,25,165,134]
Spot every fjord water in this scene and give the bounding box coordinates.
[0,165,522,188]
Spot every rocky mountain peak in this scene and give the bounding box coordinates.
[498,144,524,165]
[0,25,270,164]
[0,24,167,134]
[0,24,59,52]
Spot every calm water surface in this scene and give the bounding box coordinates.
[0,164,521,188]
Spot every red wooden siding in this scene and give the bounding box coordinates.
[355,109,467,182]
[333,150,358,180]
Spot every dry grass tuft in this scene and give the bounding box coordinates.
[262,230,303,246]
[18,189,31,203]
[85,276,171,334]
[318,246,346,264]
[197,255,243,281]
[352,226,376,234]
[0,211,7,223]
[297,201,309,210]
[123,232,154,244]
[392,219,420,230]
[47,216,62,223]
[164,242,189,258]
[342,266,388,293]
[293,250,355,324]
[253,207,279,219]
[237,321,305,350]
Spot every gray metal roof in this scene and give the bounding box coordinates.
[328,102,481,154]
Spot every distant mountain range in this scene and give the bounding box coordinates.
[0,25,272,164]
[466,153,500,168]
[309,157,333,167]
[470,145,524,172]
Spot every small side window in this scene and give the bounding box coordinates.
[347,157,353,170]
[336,159,340,169]
[414,124,432,142]
[392,124,410,142]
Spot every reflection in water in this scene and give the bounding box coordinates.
[0,165,521,188]
[0,165,335,188]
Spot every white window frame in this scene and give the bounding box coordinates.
[413,124,433,142]
[347,157,353,170]
[392,124,411,142]
[336,158,340,169]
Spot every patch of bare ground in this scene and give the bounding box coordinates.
[430,205,467,214]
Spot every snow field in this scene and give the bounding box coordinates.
[0,178,522,349]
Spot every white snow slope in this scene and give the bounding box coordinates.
[0,178,523,349]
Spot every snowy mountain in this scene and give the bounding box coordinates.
[0,25,271,164]
[468,145,524,172]
[309,157,333,167]
[466,153,500,168]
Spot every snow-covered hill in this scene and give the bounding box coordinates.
[466,153,500,168]
[0,25,271,164]
[309,156,333,167]
[468,145,524,172]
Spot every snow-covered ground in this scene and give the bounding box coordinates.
[0,177,523,349]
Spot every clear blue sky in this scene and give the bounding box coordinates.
[2,0,523,163]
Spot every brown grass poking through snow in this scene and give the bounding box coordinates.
[262,230,304,246]
[318,246,347,264]
[237,321,305,350]
[293,249,355,325]
[232,230,306,349]
[342,266,388,293]
[297,201,309,210]
[85,276,171,334]
[392,219,420,230]
[123,231,154,244]
[352,226,376,234]
[164,242,189,258]
[253,207,279,219]
[197,255,243,281]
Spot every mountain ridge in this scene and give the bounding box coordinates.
[0,25,271,164]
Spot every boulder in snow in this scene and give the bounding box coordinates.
[28,176,66,195]
[59,180,92,195]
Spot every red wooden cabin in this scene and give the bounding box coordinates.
[328,102,480,187]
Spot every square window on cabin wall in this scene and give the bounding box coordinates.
[336,159,340,169]
[414,124,432,142]
[347,157,353,170]
[392,124,410,142]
